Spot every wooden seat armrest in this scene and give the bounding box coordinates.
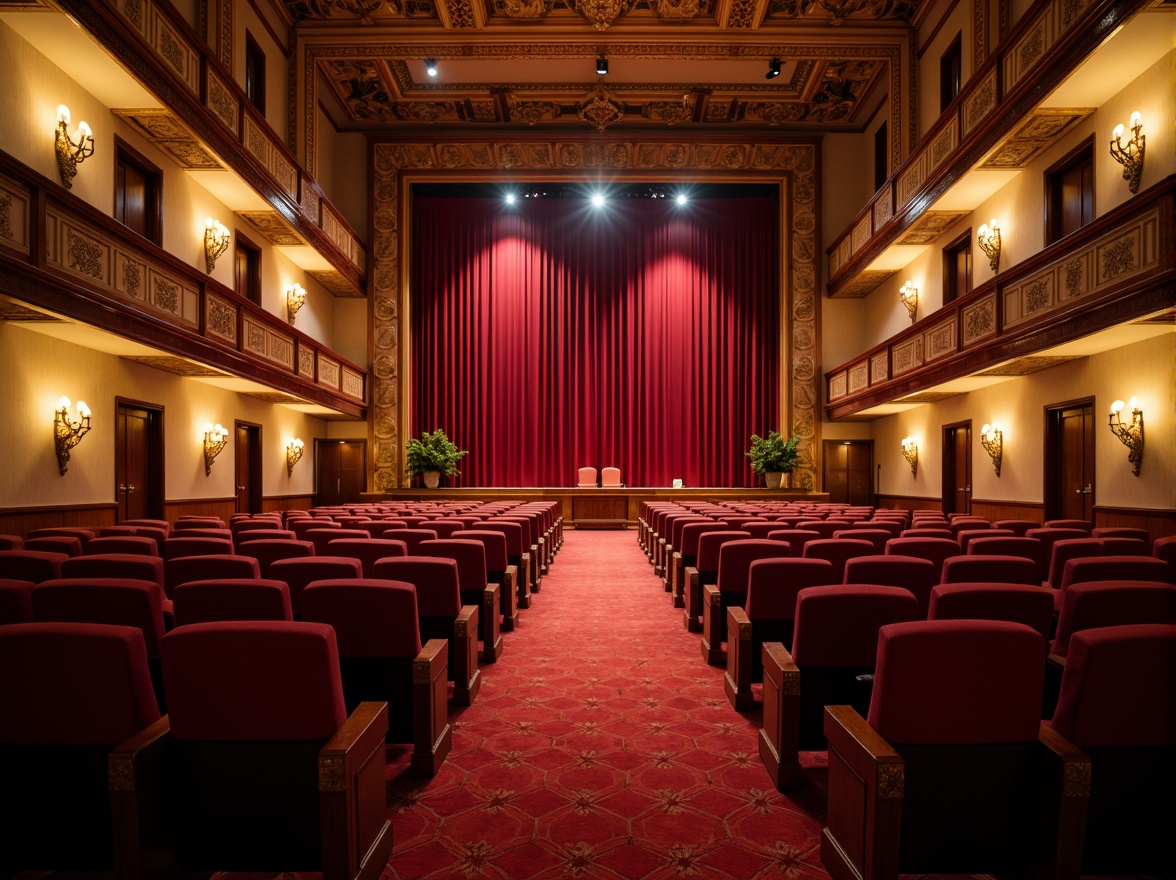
[321,700,389,764]
[729,605,751,629]
[703,582,720,599]
[1033,722,1090,880]
[108,715,173,789]
[417,638,448,674]
[458,603,479,630]
[412,639,453,778]
[108,716,175,880]
[762,640,797,680]
[1047,653,1066,669]
[824,704,903,782]
[453,604,481,707]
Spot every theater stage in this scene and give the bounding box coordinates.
[361,487,830,529]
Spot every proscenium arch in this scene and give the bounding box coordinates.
[368,136,820,491]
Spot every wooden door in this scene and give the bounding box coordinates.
[823,441,874,505]
[235,422,262,514]
[115,400,163,522]
[1048,402,1094,520]
[942,422,972,514]
[316,440,366,506]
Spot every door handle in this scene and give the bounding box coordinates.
[237,485,246,492]
[1083,484,1092,494]
[337,478,341,493]
[126,485,135,494]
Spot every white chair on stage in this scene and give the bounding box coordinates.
[577,467,598,488]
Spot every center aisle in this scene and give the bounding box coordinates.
[383,529,830,880]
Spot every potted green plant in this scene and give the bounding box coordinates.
[406,429,468,488]
[746,431,801,489]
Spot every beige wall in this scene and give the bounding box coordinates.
[868,333,1175,508]
[917,0,973,139]
[314,104,369,234]
[0,323,327,508]
[235,0,288,138]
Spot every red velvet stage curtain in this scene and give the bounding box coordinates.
[411,189,779,488]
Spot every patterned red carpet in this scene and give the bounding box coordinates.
[381,529,831,880]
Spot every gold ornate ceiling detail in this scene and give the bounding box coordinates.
[287,0,386,22]
[507,95,562,125]
[122,356,229,377]
[112,110,223,169]
[570,0,635,27]
[832,269,895,297]
[577,84,626,130]
[651,0,704,18]
[894,210,968,245]
[308,270,366,297]
[979,356,1085,376]
[498,0,556,18]
[237,211,304,246]
[0,295,62,321]
[979,108,1094,168]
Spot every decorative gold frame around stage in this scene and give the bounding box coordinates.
[369,135,820,492]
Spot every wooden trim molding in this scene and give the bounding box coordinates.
[875,494,943,511]
[970,499,1045,523]
[163,497,236,526]
[0,503,119,537]
[263,494,315,513]
[1093,506,1176,543]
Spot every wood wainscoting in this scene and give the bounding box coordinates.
[0,503,118,537]
[969,499,1045,525]
[875,495,943,513]
[264,494,315,514]
[1094,506,1176,545]
[163,498,237,526]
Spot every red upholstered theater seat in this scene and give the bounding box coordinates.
[172,579,293,625]
[472,520,533,610]
[162,536,235,561]
[0,579,35,624]
[1043,519,1093,532]
[683,530,751,632]
[172,517,226,529]
[1048,624,1176,875]
[373,556,480,706]
[670,521,728,609]
[0,535,24,550]
[459,530,520,631]
[23,536,84,557]
[822,620,1087,880]
[928,582,1056,638]
[992,519,1038,536]
[940,554,1040,588]
[701,539,795,664]
[231,529,297,548]
[237,539,315,578]
[84,535,159,557]
[0,550,69,583]
[289,518,341,540]
[885,536,960,573]
[429,519,467,539]
[758,584,919,789]
[165,554,261,596]
[832,529,891,553]
[766,529,822,556]
[0,622,161,873]
[268,556,363,616]
[794,521,844,539]
[1091,527,1150,542]
[306,528,371,556]
[385,528,441,555]
[60,553,165,592]
[326,538,409,578]
[1154,535,1176,567]
[128,621,393,878]
[303,579,451,775]
[957,528,1015,552]
[842,555,938,616]
[802,538,875,582]
[419,539,503,663]
[25,527,95,548]
[724,557,837,710]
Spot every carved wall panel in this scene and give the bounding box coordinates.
[870,351,889,384]
[243,114,298,199]
[829,372,848,400]
[205,292,239,343]
[961,294,997,346]
[847,360,869,393]
[299,345,316,377]
[113,0,201,94]
[923,317,958,362]
[891,336,922,375]
[318,354,341,390]
[242,314,295,369]
[0,174,30,254]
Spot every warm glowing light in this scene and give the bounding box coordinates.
[1110,399,1125,415]
[676,193,687,205]
[591,192,605,208]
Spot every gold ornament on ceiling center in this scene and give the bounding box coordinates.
[571,0,634,29]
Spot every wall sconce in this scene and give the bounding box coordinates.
[286,284,307,325]
[1108,397,1144,476]
[977,220,1001,273]
[900,436,918,477]
[1109,111,1145,194]
[204,218,230,273]
[286,438,305,477]
[203,423,229,476]
[899,281,918,324]
[54,396,91,475]
[979,422,1003,477]
[54,105,94,189]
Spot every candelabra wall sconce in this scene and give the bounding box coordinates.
[54,105,94,189]
[900,436,918,477]
[979,422,1003,477]
[1109,112,1145,194]
[286,438,305,477]
[204,219,230,273]
[977,220,1001,273]
[899,281,918,324]
[203,423,229,476]
[286,284,307,325]
[54,396,91,475]
[1108,397,1144,476]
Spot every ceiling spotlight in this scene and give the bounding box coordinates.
[425,58,438,78]
[596,56,608,76]
[505,192,516,205]
[591,192,605,208]
[765,58,781,80]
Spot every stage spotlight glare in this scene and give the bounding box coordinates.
[765,58,781,80]
[591,192,605,208]
[676,193,688,205]
[505,192,516,205]
[425,58,438,77]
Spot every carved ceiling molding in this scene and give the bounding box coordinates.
[577,84,626,130]
[979,355,1085,376]
[368,136,819,492]
[979,108,1094,168]
[308,269,366,297]
[898,391,960,403]
[894,210,968,245]
[122,356,229,377]
[236,211,305,246]
[0,294,62,321]
[112,109,224,169]
[833,269,895,297]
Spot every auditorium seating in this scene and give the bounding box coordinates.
[940,554,1040,587]
[83,535,160,557]
[1048,624,1176,875]
[0,550,68,582]
[23,535,84,557]
[25,527,95,548]
[670,521,727,608]
[1044,519,1093,532]
[237,539,316,577]
[111,621,393,880]
[165,554,262,596]
[927,582,1055,637]
[172,579,293,625]
[701,539,794,664]
[373,556,481,706]
[303,579,452,775]
[326,537,409,577]
[1155,535,1176,567]
[459,529,520,631]
[0,622,162,874]
[162,536,235,561]
[832,528,891,553]
[992,519,1038,536]
[802,538,875,582]
[290,518,341,540]
[724,557,837,710]
[0,535,23,550]
[821,620,1088,880]
[683,530,751,632]
[766,529,822,556]
[419,539,503,663]
[0,578,34,623]
[472,520,532,609]
[842,555,938,615]
[758,585,919,789]
[268,557,363,615]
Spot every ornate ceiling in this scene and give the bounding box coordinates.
[286,0,920,136]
